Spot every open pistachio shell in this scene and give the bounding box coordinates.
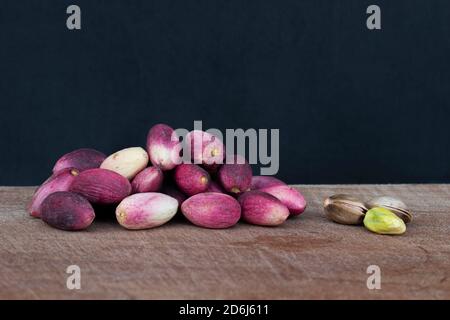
[365,196,412,223]
[323,194,367,225]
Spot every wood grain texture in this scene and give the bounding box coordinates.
[0,185,449,300]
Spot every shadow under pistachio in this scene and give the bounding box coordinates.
[91,203,117,222]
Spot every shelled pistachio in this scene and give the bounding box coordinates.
[363,207,406,235]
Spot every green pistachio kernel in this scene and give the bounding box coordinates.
[363,207,406,235]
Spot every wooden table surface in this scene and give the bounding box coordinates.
[1,185,449,300]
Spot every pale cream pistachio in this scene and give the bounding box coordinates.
[100,147,149,180]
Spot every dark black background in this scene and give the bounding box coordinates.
[1,0,449,185]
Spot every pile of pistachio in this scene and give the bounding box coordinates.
[323,195,412,235]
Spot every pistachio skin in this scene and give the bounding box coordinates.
[116,193,178,230]
[131,166,164,193]
[186,130,225,166]
[41,191,95,231]
[52,148,106,174]
[100,147,149,180]
[239,191,289,226]
[323,194,367,225]
[69,168,132,204]
[250,176,286,190]
[28,168,79,218]
[174,164,210,196]
[146,123,181,171]
[366,196,412,223]
[260,185,306,216]
[206,181,225,193]
[181,192,241,229]
[363,207,406,235]
[218,155,252,195]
